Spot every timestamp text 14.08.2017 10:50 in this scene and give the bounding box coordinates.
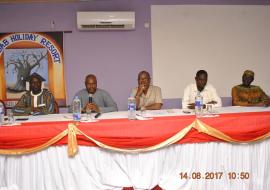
[179,172,250,180]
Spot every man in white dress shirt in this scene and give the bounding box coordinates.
[182,70,222,109]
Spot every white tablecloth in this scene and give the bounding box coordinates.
[12,106,270,122]
[1,139,270,190]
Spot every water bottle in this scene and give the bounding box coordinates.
[72,96,81,121]
[0,102,4,126]
[128,96,136,120]
[195,91,203,117]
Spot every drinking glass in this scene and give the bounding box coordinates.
[206,104,213,114]
[8,111,15,125]
[86,108,92,121]
[140,107,146,118]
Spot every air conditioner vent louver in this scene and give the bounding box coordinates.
[81,24,126,29]
[77,11,135,31]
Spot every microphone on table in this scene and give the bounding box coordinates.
[89,94,93,103]
[88,94,94,114]
[88,93,100,119]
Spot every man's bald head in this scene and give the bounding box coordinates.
[85,74,97,94]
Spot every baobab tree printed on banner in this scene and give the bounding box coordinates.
[4,48,48,98]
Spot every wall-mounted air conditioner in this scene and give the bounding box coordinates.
[77,11,135,31]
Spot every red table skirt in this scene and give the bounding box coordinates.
[0,111,269,151]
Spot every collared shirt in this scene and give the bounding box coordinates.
[131,85,162,109]
[31,90,44,108]
[69,88,118,113]
[182,83,222,109]
[13,89,55,116]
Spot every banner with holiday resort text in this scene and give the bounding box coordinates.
[0,32,66,107]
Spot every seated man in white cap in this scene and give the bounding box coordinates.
[232,70,270,106]
[13,73,55,116]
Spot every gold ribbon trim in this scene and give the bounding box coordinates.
[1,118,270,156]
[75,121,195,153]
[195,119,270,143]
[68,123,79,157]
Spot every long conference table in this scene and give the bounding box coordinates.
[0,106,270,190]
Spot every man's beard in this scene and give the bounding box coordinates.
[31,88,41,95]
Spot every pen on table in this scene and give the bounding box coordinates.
[95,113,101,118]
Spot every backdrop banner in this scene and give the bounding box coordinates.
[0,32,66,106]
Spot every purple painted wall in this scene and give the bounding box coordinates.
[0,0,269,111]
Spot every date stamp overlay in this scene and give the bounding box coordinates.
[179,171,250,180]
